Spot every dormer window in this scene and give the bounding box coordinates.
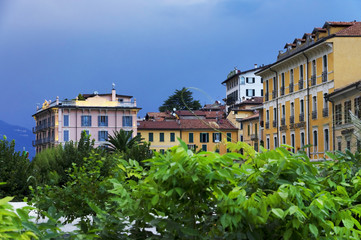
[118,98,123,103]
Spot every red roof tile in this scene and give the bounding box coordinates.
[138,119,237,130]
[335,22,361,35]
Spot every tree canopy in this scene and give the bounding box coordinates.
[159,87,201,112]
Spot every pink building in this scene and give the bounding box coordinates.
[32,87,140,154]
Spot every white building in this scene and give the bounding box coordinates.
[222,65,265,110]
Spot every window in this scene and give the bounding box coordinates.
[159,133,164,142]
[227,133,232,142]
[312,60,316,76]
[273,108,277,122]
[324,129,329,151]
[313,130,318,152]
[213,133,221,142]
[274,136,278,148]
[291,102,294,116]
[170,133,175,142]
[281,73,285,87]
[202,144,207,151]
[240,77,245,85]
[98,131,108,141]
[347,139,351,150]
[323,55,328,71]
[123,116,133,127]
[160,149,165,154]
[261,78,263,83]
[301,132,305,148]
[240,135,243,142]
[313,96,317,112]
[290,69,294,84]
[282,105,285,118]
[266,137,270,149]
[300,65,304,79]
[300,99,304,114]
[254,143,258,152]
[335,104,342,125]
[189,133,194,143]
[246,77,255,83]
[247,125,250,135]
[355,97,361,118]
[64,130,69,142]
[357,140,361,151]
[261,89,264,96]
[344,100,351,123]
[240,122,243,130]
[149,133,154,142]
[200,133,209,143]
[291,134,295,153]
[81,115,92,127]
[98,115,108,127]
[282,135,286,144]
[266,110,269,121]
[337,138,342,151]
[246,89,255,97]
[64,115,69,127]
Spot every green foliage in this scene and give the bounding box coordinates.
[0,136,31,200]
[77,93,85,100]
[105,130,142,153]
[159,87,201,112]
[30,131,95,186]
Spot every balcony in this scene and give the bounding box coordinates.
[323,108,329,117]
[280,86,285,96]
[265,121,270,129]
[312,110,317,119]
[251,134,258,141]
[281,117,286,126]
[322,71,328,83]
[311,74,316,86]
[289,83,294,93]
[290,115,294,124]
[299,79,304,90]
[299,113,304,122]
[33,121,55,133]
[272,90,277,99]
[33,136,55,146]
[265,93,269,101]
[273,120,277,128]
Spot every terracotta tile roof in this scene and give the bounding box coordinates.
[312,28,327,34]
[146,112,174,121]
[335,22,361,35]
[284,43,296,49]
[138,119,237,130]
[238,97,263,105]
[323,21,355,27]
[176,110,206,116]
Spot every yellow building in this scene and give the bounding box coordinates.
[256,21,361,159]
[326,80,361,152]
[138,110,238,154]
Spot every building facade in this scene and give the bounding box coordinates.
[32,88,140,153]
[222,66,264,111]
[256,21,361,159]
[326,80,361,153]
[138,109,238,154]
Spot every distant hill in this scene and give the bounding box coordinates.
[0,120,35,159]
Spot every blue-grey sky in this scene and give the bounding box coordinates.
[0,0,360,128]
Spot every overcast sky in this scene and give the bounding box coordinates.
[0,0,360,128]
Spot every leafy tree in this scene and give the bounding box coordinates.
[159,87,201,112]
[0,136,31,200]
[77,93,85,100]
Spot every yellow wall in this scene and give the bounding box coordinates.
[332,37,361,88]
[138,129,180,152]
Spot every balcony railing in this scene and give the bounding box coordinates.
[290,115,294,124]
[273,120,277,128]
[299,79,304,90]
[272,90,277,99]
[299,113,304,122]
[312,110,317,119]
[281,117,286,126]
[289,83,294,93]
[323,108,329,117]
[265,121,270,129]
[311,74,316,86]
[33,121,55,133]
[265,93,269,101]
[32,136,55,146]
[322,71,328,83]
[251,134,258,141]
[280,86,285,96]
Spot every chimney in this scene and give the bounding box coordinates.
[254,64,258,69]
[112,88,116,101]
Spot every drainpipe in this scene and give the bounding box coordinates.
[302,52,311,158]
[269,68,279,148]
